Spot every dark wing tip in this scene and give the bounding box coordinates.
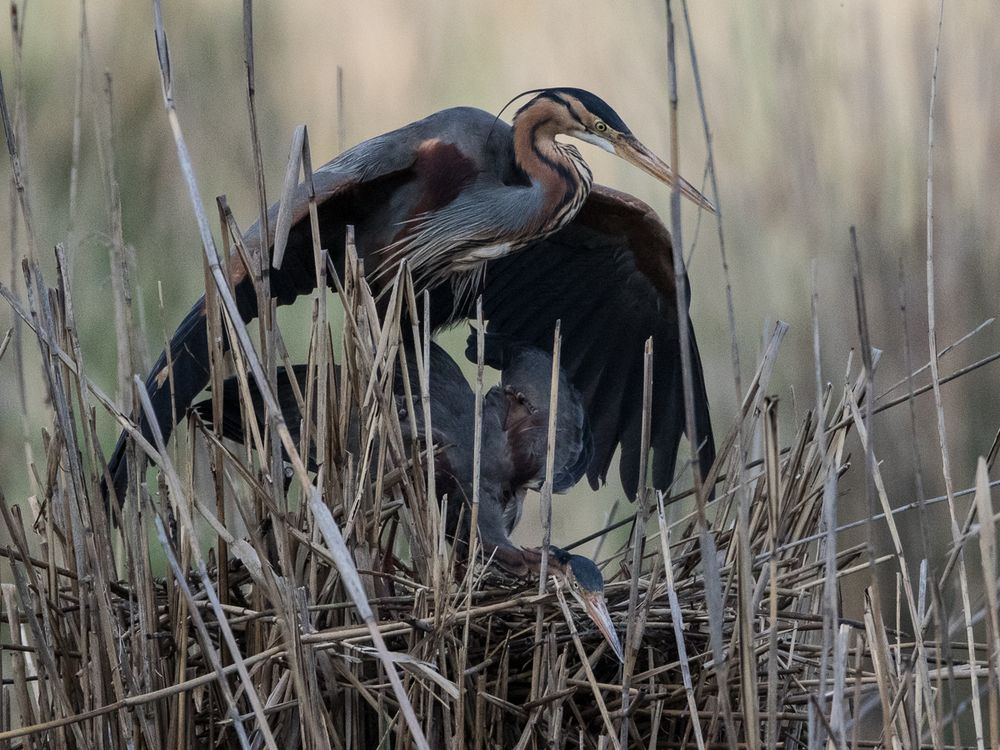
[475,187,714,501]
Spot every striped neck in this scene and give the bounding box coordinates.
[511,106,594,242]
[550,141,594,230]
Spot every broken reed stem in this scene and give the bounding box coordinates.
[679,0,741,404]
[619,337,653,747]
[923,2,985,744]
[468,298,485,580]
[665,3,737,743]
[528,321,562,710]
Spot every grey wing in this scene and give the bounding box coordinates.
[104,105,519,505]
[104,117,429,503]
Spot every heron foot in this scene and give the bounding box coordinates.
[503,386,538,414]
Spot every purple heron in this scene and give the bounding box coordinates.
[194,340,623,661]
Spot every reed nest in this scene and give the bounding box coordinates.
[1,229,997,749]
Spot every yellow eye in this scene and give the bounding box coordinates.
[594,120,608,133]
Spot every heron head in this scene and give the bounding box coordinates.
[518,88,715,213]
[549,546,624,663]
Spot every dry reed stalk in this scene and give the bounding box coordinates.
[923,3,985,747]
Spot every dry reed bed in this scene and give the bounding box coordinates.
[0,233,997,748]
[1,1,999,748]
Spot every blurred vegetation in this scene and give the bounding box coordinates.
[1,1,997,603]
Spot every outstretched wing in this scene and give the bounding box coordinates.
[105,105,523,503]
[471,185,715,499]
[104,128,424,502]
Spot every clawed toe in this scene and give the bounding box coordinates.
[503,385,537,413]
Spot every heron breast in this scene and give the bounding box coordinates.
[451,242,514,270]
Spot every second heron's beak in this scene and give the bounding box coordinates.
[581,590,624,663]
[615,136,716,213]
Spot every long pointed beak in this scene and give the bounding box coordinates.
[582,591,624,663]
[615,136,716,213]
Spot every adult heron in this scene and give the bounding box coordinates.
[106,87,715,506]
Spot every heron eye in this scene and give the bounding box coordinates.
[594,120,608,133]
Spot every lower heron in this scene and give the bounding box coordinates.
[194,339,624,661]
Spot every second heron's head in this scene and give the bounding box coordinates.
[549,546,624,663]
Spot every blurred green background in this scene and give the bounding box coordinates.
[0,1,997,587]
